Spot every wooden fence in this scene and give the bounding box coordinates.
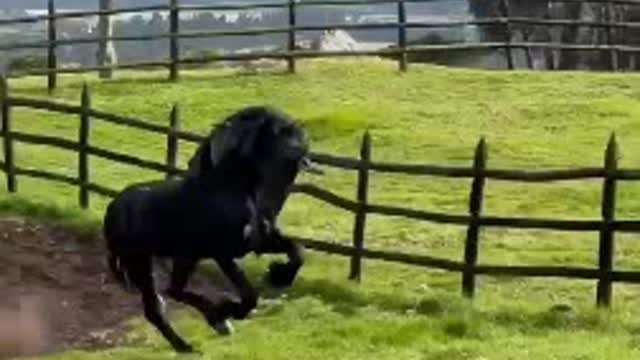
[3,76,640,307]
[1,0,640,92]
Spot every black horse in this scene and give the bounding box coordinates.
[103,106,319,352]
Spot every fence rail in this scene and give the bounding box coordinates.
[2,76,640,307]
[1,0,640,90]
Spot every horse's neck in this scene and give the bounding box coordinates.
[187,167,258,198]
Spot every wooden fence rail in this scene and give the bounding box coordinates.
[1,0,639,27]
[2,77,640,306]
[1,0,639,88]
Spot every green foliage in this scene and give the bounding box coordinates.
[180,48,225,70]
[7,54,48,73]
[6,59,640,359]
[0,193,100,237]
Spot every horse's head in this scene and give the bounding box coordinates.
[186,105,321,221]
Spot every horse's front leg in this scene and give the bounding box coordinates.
[215,259,258,320]
[256,230,304,288]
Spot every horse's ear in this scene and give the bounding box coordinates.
[209,123,239,167]
[210,117,266,164]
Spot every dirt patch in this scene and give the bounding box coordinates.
[0,217,242,358]
[0,217,142,357]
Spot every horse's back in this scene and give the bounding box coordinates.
[103,179,184,251]
[103,178,252,257]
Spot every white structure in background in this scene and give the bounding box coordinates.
[96,0,117,78]
[311,29,359,51]
[310,29,392,52]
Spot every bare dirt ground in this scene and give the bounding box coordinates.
[0,217,242,359]
[0,217,141,357]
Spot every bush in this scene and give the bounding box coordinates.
[181,48,224,69]
[7,55,48,73]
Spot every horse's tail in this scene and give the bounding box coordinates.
[103,200,135,293]
[108,251,128,287]
[105,241,137,293]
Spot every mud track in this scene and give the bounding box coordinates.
[0,217,246,358]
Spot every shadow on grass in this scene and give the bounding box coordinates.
[13,67,294,96]
[95,70,292,93]
[240,265,633,336]
[0,193,100,238]
[0,196,633,338]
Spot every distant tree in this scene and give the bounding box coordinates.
[7,55,48,73]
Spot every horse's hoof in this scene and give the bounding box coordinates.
[174,342,195,353]
[260,278,286,299]
[265,262,294,288]
[213,319,234,336]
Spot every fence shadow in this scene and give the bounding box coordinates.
[13,67,293,94]
[3,82,640,308]
[209,258,635,336]
[252,272,635,336]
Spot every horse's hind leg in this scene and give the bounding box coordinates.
[216,259,258,320]
[165,258,234,335]
[124,254,194,353]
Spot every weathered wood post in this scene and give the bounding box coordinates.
[596,133,618,307]
[78,83,91,209]
[349,131,371,281]
[165,104,180,179]
[47,0,57,93]
[397,0,408,72]
[287,0,297,73]
[1,76,16,193]
[169,0,180,81]
[462,138,487,298]
[606,0,619,71]
[97,0,117,79]
[498,0,514,70]
[522,28,534,69]
[622,16,631,71]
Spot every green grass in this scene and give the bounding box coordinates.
[6,58,640,359]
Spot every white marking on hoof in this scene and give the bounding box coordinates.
[213,319,234,335]
[122,272,137,294]
[262,219,272,234]
[157,294,167,315]
[243,224,252,240]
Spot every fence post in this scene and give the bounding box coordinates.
[462,138,487,298]
[97,0,116,79]
[1,76,15,193]
[397,0,408,72]
[47,0,57,93]
[522,28,534,69]
[78,83,91,209]
[606,0,619,71]
[169,0,180,82]
[596,133,618,307]
[349,131,371,281]
[287,0,297,73]
[498,0,514,70]
[622,19,631,71]
[166,104,180,179]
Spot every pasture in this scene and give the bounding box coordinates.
[3,58,640,359]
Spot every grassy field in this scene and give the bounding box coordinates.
[5,59,640,359]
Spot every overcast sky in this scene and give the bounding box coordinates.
[2,0,280,10]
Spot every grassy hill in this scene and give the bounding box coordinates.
[5,59,640,359]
